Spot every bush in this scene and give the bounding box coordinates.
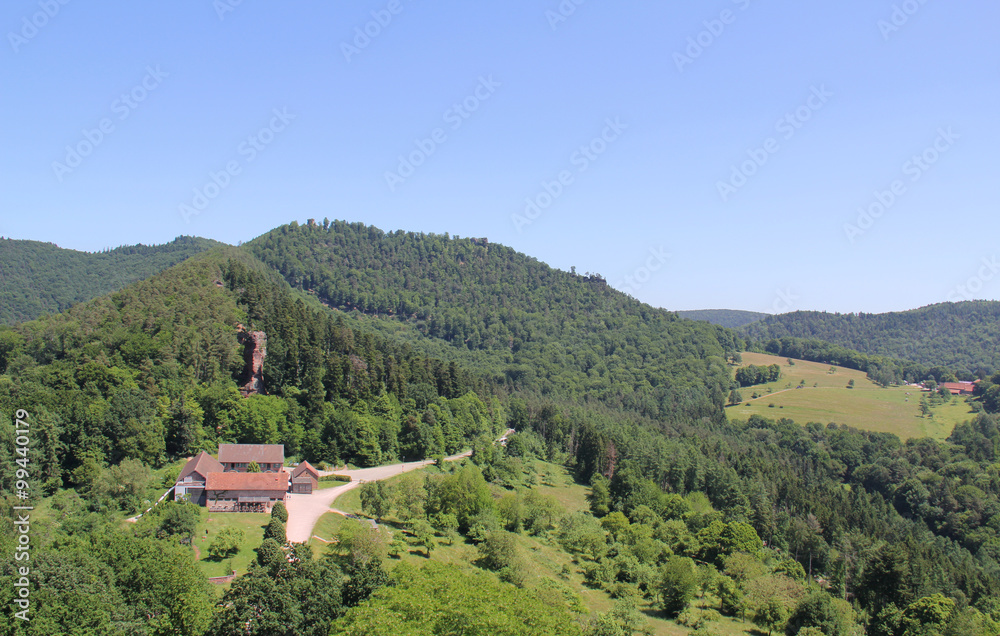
[263,517,286,543]
[256,537,285,570]
[271,501,288,522]
[478,530,520,572]
[607,582,639,600]
[319,474,352,482]
[660,556,698,617]
[208,527,245,560]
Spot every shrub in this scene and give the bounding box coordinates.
[263,517,286,543]
[319,474,352,482]
[659,556,698,617]
[208,527,245,560]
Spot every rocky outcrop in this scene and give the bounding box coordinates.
[237,329,267,396]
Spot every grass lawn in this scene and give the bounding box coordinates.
[311,508,348,545]
[192,509,270,579]
[316,479,352,490]
[333,483,363,512]
[726,353,974,440]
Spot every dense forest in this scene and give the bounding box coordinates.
[2,222,1000,635]
[742,303,1000,378]
[677,309,769,329]
[0,236,220,325]
[246,220,742,426]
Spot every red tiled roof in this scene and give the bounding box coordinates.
[178,451,224,482]
[942,382,976,394]
[291,461,319,480]
[218,444,285,464]
[206,471,289,492]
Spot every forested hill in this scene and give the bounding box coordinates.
[741,301,1000,376]
[0,235,221,325]
[4,227,1000,634]
[677,308,768,328]
[246,220,743,423]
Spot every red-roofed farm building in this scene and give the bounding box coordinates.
[175,444,316,513]
[941,381,978,395]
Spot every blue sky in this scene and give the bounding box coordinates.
[1,0,997,314]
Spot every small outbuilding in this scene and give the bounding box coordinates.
[290,461,320,494]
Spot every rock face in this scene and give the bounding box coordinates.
[237,329,267,396]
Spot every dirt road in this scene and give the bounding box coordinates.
[284,450,473,543]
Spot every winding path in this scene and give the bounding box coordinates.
[284,449,476,543]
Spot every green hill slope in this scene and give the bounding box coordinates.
[677,308,769,328]
[726,352,975,440]
[246,220,742,424]
[3,223,1000,635]
[741,301,1000,376]
[0,235,222,325]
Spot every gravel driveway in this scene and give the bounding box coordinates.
[284,451,473,543]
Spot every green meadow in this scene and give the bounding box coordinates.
[727,352,976,440]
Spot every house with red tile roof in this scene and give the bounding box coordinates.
[218,444,285,472]
[205,471,289,512]
[175,444,294,512]
[174,451,223,506]
[941,381,977,395]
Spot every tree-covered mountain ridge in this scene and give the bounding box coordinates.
[741,301,1000,377]
[0,235,223,325]
[3,224,1000,635]
[677,309,769,328]
[245,219,744,425]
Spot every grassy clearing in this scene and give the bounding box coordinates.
[316,460,759,635]
[191,509,270,579]
[310,508,348,545]
[727,353,973,440]
[332,483,363,512]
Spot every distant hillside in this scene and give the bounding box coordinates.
[0,235,221,324]
[741,301,1000,376]
[246,219,742,424]
[726,352,973,440]
[678,308,768,328]
[5,221,1000,631]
